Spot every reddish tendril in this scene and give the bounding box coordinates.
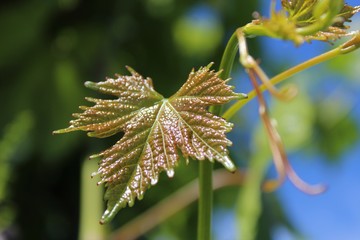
[248,68,326,195]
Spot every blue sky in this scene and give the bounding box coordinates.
[262,1,360,239]
[212,1,360,239]
[275,143,360,240]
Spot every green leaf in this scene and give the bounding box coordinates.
[54,64,243,223]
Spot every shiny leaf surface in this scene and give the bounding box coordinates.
[54,64,243,223]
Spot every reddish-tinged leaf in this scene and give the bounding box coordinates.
[54,64,244,223]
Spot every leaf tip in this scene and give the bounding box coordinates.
[90,171,99,178]
[128,198,135,207]
[89,153,101,159]
[84,81,98,90]
[87,132,96,137]
[100,208,117,224]
[206,62,215,69]
[52,130,61,135]
[52,126,76,135]
[237,93,248,100]
[166,168,175,178]
[150,176,159,185]
[99,210,111,225]
[222,156,237,172]
[125,65,137,75]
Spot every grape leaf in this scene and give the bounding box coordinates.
[54,63,244,223]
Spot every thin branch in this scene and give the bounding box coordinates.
[248,69,326,194]
[109,169,245,240]
[247,69,286,191]
[223,46,342,121]
[223,32,360,121]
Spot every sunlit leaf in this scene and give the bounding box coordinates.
[281,0,360,42]
[249,1,360,44]
[54,64,244,223]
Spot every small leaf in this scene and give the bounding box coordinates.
[54,64,244,223]
[309,4,360,41]
[281,0,360,41]
[332,4,360,29]
[249,1,360,44]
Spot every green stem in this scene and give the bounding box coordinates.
[197,160,213,240]
[79,158,106,240]
[218,31,239,83]
[197,31,239,240]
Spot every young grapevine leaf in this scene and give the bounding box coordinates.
[282,0,360,41]
[249,0,360,44]
[282,0,359,28]
[54,64,244,223]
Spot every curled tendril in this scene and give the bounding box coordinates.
[248,68,326,195]
[236,27,325,194]
[233,0,360,195]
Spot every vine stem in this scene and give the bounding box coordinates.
[79,158,106,240]
[197,160,214,240]
[197,32,239,240]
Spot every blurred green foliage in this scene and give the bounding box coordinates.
[0,111,33,230]
[0,0,258,239]
[0,0,359,239]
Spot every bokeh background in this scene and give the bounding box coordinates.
[0,0,359,239]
